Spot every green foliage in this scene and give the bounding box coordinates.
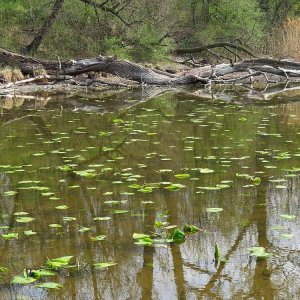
[209,0,264,41]
[0,0,297,61]
[102,37,131,60]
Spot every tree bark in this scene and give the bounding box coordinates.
[22,0,65,55]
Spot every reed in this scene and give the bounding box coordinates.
[269,18,300,60]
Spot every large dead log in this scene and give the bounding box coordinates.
[2,48,300,86]
[0,48,207,84]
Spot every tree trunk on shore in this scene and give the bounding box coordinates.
[22,0,65,55]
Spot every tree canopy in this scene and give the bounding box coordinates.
[0,0,299,61]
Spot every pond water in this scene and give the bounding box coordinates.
[0,88,300,299]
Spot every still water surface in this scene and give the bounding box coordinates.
[0,89,300,299]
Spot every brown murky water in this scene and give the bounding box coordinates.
[0,88,300,299]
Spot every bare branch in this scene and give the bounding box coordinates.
[175,42,257,58]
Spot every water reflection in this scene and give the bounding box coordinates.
[0,91,299,299]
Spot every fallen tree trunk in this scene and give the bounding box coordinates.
[2,48,300,86]
[0,48,207,85]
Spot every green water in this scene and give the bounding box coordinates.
[0,90,300,299]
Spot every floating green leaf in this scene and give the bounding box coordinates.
[128,184,142,189]
[78,227,90,232]
[48,224,62,228]
[94,262,117,269]
[93,217,111,221]
[37,282,63,289]
[280,214,296,221]
[134,237,153,246]
[14,212,28,216]
[199,168,214,174]
[112,210,128,214]
[2,232,18,240]
[91,235,106,241]
[133,233,151,239]
[206,208,223,213]
[62,217,76,222]
[137,187,153,193]
[11,276,36,285]
[24,230,37,236]
[174,173,190,179]
[55,205,69,210]
[16,217,35,223]
[248,247,271,258]
[46,256,73,270]
[74,170,97,178]
[3,191,17,196]
[158,169,172,173]
[164,184,186,191]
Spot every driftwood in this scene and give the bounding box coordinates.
[2,48,300,87]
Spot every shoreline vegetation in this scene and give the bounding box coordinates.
[1,1,300,97]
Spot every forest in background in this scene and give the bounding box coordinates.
[0,0,300,63]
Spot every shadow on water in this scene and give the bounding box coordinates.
[0,84,299,299]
